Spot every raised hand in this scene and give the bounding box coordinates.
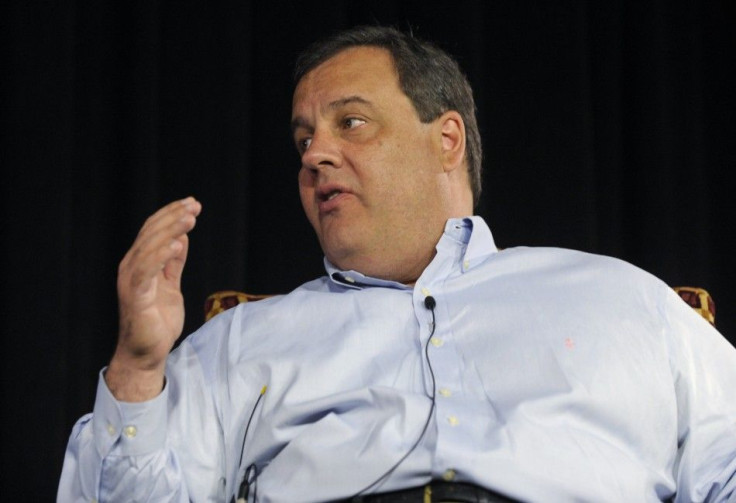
[106,197,202,401]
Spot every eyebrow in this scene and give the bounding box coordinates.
[328,95,372,109]
[290,95,374,133]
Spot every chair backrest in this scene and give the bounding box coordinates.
[204,290,274,321]
[205,286,716,326]
[673,286,715,325]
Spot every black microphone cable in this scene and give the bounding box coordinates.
[233,296,439,502]
[231,385,267,503]
[349,295,439,498]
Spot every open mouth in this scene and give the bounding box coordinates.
[317,186,350,213]
[318,185,348,202]
[323,190,342,201]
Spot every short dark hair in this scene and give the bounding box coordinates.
[294,25,483,207]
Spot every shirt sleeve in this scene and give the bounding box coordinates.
[57,370,190,502]
[57,308,239,502]
[664,287,736,502]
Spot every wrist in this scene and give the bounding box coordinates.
[105,355,166,402]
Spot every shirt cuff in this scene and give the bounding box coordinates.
[92,368,168,457]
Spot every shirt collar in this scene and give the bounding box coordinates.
[325,216,498,290]
[452,216,498,273]
[325,263,412,291]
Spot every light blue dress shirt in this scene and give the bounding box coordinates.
[59,217,736,502]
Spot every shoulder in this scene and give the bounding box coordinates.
[481,246,677,328]
[170,276,335,372]
[492,245,664,289]
[189,275,345,341]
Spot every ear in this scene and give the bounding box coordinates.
[438,111,466,173]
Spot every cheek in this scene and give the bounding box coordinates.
[298,168,313,196]
[298,172,318,221]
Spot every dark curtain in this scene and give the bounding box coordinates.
[3,1,734,499]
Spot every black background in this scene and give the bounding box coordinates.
[2,1,735,499]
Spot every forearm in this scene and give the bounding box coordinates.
[59,334,227,501]
[59,371,187,502]
[59,426,187,503]
[59,198,208,500]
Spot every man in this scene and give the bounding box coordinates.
[59,26,736,502]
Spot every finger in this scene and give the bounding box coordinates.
[120,201,201,292]
[130,206,198,267]
[137,197,201,241]
[126,197,201,269]
[122,221,194,294]
[163,234,189,288]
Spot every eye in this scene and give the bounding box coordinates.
[297,137,312,152]
[342,117,366,129]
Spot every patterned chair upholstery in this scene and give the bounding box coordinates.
[673,286,715,325]
[204,290,274,321]
[205,286,715,326]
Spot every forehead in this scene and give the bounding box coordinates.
[292,46,404,114]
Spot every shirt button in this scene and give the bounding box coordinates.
[123,425,137,438]
[463,260,470,270]
[430,337,444,347]
[421,287,431,297]
[442,469,456,481]
[448,415,459,426]
[106,424,116,436]
[438,388,452,398]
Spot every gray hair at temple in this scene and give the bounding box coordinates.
[294,25,483,207]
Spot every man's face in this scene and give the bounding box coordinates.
[292,46,454,282]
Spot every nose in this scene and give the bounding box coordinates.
[301,129,342,174]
